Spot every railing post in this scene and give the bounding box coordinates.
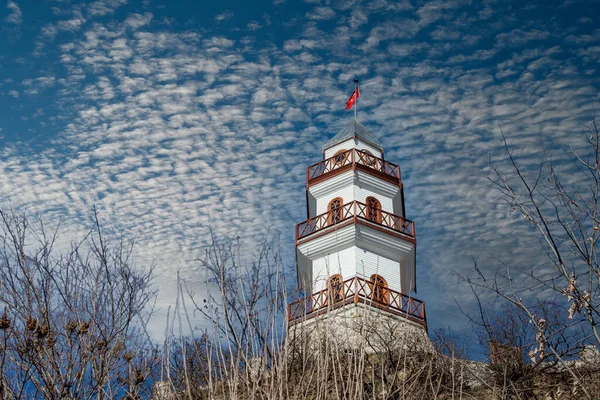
[353,278,359,305]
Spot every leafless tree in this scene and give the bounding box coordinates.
[162,232,290,397]
[0,208,158,399]
[433,327,468,360]
[460,119,600,398]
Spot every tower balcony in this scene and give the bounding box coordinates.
[307,148,401,187]
[287,276,427,330]
[296,200,415,244]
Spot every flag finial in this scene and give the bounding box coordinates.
[345,79,361,117]
[354,79,359,118]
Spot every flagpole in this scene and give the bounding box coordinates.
[354,78,359,119]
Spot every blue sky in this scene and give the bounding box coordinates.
[1,0,600,352]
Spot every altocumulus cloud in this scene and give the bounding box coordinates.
[4,0,22,24]
[0,0,599,345]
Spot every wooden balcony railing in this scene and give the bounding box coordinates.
[288,276,426,329]
[296,201,415,241]
[307,149,401,183]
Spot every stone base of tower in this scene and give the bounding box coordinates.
[287,303,433,354]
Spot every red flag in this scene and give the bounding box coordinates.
[345,86,360,110]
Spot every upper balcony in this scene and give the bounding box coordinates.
[307,149,401,187]
[296,200,415,243]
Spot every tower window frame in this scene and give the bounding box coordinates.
[326,274,344,305]
[332,149,350,165]
[365,196,382,224]
[369,274,389,305]
[328,197,344,224]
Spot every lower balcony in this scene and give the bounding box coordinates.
[287,276,427,330]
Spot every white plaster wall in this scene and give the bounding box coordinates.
[392,190,404,218]
[312,246,356,292]
[323,139,353,159]
[400,259,414,294]
[324,139,382,159]
[315,184,353,216]
[353,185,393,213]
[312,246,401,294]
[355,247,401,293]
[315,183,394,215]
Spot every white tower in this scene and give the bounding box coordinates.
[288,118,428,348]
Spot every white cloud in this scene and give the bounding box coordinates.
[307,6,336,21]
[4,0,23,25]
[214,10,233,22]
[247,21,262,31]
[57,16,86,31]
[4,0,22,24]
[86,0,128,18]
[495,28,552,48]
[40,24,58,40]
[430,25,462,41]
[125,13,152,29]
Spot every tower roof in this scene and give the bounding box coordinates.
[322,118,384,153]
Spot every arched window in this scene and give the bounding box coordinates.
[365,196,382,223]
[328,197,343,224]
[327,274,344,304]
[333,149,349,165]
[370,274,389,305]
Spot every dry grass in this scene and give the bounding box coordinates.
[157,303,600,400]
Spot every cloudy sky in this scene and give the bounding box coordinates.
[1,0,599,351]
